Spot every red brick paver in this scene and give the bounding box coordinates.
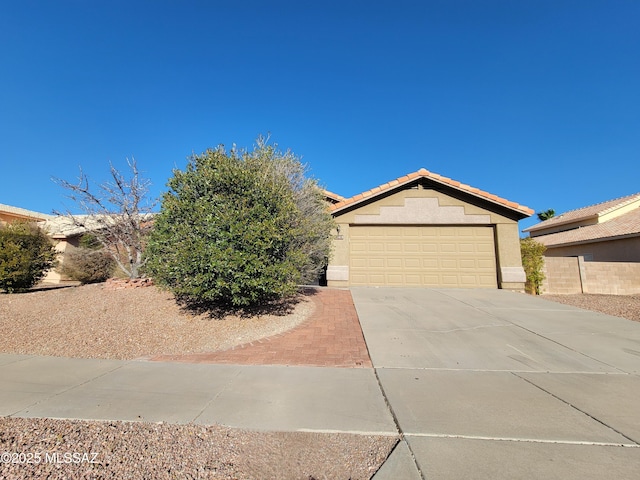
[150,288,372,368]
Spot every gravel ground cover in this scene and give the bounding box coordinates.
[0,283,314,360]
[542,293,640,323]
[0,284,396,479]
[0,417,397,479]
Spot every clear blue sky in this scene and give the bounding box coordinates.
[2,0,638,233]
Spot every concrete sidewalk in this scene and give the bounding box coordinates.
[0,354,396,435]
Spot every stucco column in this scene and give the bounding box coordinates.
[495,223,526,291]
[326,223,350,287]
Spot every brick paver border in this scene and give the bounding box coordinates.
[150,288,372,368]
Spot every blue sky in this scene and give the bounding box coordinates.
[1,0,638,233]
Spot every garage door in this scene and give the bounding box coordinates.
[349,226,497,288]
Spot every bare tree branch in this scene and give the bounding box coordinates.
[52,158,157,279]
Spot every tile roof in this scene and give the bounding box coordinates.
[40,213,156,238]
[534,206,640,247]
[524,192,640,232]
[328,168,533,217]
[322,189,346,203]
[0,203,53,221]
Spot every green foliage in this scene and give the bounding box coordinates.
[0,222,57,293]
[145,138,334,309]
[520,237,546,295]
[59,246,115,284]
[78,233,102,250]
[537,209,555,221]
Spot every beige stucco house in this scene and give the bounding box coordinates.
[0,203,84,283]
[523,192,640,262]
[325,168,533,290]
[0,203,68,283]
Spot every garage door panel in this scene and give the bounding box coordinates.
[421,243,438,253]
[440,243,457,253]
[351,258,367,268]
[405,258,421,268]
[387,242,402,252]
[350,226,497,288]
[459,259,476,269]
[369,258,385,268]
[388,258,403,268]
[477,244,494,253]
[478,259,495,269]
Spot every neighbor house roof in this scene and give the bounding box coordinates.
[323,189,346,204]
[40,213,156,239]
[532,206,640,247]
[0,203,53,221]
[523,192,640,233]
[329,168,533,217]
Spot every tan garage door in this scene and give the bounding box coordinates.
[350,226,497,288]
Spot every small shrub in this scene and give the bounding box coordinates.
[520,237,546,295]
[0,222,57,293]
[60,246,115,284]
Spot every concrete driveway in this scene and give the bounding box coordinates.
[354,287,640,480]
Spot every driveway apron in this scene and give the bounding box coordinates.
[353,287,640,480]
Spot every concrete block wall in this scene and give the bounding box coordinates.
[542,256,640,295]
[582,262,640,295]
[542,257,582,294]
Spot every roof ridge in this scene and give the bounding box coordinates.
[556,191,640,217]
[597,192,640,215]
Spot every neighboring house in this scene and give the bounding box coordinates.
[0,203,53,225]
[326,168,533,290]
[38,215,94,283]
[523,192,640,262]
[0,204,67,284]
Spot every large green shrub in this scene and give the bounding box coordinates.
[145,139,334,309]
[0,222,57,293]
[520,237,546,295]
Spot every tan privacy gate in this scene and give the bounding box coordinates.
[349,226,497,287]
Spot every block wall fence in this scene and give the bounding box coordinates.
[542,256,640,295]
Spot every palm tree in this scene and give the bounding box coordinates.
[537,209,555,221]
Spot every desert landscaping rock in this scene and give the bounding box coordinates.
[543,293,640,323]
[0,283,314,360]
[0,417,397,479]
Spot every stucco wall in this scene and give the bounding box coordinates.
[41,237,80,284]
[544,237,640,262]
[542,256,640,295]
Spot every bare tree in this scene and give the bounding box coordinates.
[53,158,156,279]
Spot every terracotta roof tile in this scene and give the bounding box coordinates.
[536,207,640,247]
[525,192,640,232]
[322,189,346,202]
[329,168,533,216]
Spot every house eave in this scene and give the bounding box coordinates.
[524,214,599,233]
[543,231,640,249]
[331,174,532,220]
